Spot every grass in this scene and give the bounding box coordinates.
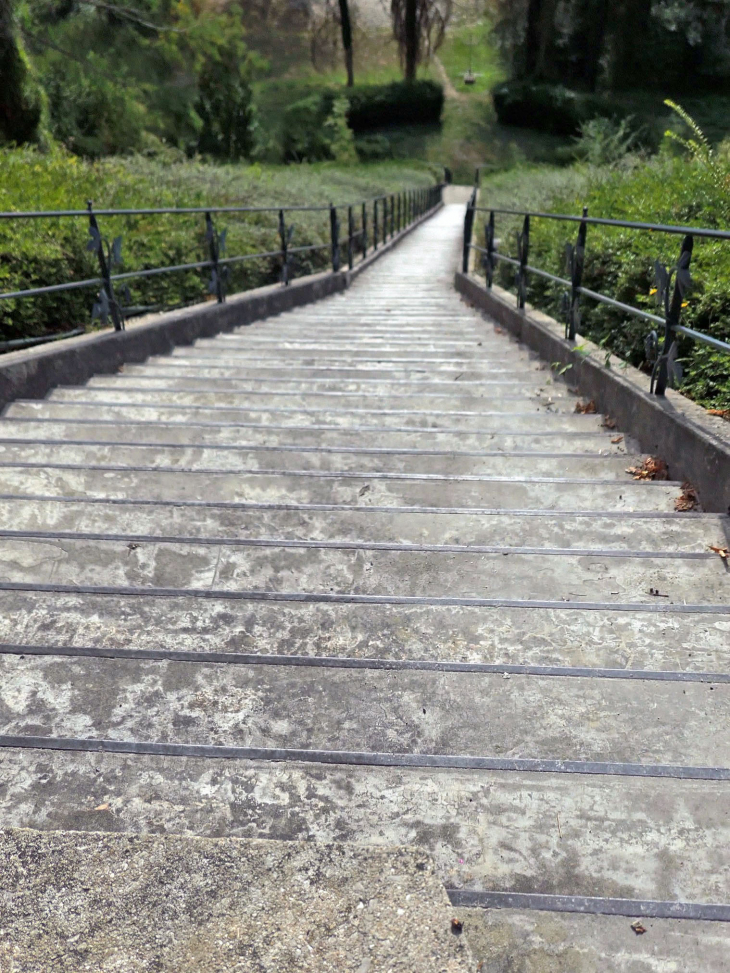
[0,149,439,340]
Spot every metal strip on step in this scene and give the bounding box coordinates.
[0,493,715,520]
[20,399,585,419]
[0,461,680,487]
[0,580,727,612]
[0,530,716,561]
[2,734,730,780]
[2,642,728,684]
[0,438,631,460]
[446,889,730,922]
[0,417,615,436]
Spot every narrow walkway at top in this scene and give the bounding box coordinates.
[0,205,729,971]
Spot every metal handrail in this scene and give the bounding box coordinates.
[464,199,730,396]
[0,185,443,342]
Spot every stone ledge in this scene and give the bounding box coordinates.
[0,202,443,413]
[455,272,730,515]
[0,827,473,973]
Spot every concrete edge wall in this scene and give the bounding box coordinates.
[455,271,730,514]
[0,201,443,412]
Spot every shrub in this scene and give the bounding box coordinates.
[346,80,444,131]
[492,81,629,137]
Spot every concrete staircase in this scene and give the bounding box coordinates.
[0,204,729,971]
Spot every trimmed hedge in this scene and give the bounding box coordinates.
[346,80,444,131]
[492,81,628,136]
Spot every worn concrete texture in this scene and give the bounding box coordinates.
[1,203,730,971]
[0,828,472,972]
[456,272,730,514]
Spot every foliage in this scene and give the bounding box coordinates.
[0,0,48,145]
[0,147,438,340]
[19,0,263,158]
[347,79,444,129]
[492,0,730,92]
[572,117,641,167]
[486,144,730,409]
[279,80,444,163]
[492,81,632,137]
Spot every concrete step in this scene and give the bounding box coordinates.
[48,385,577,415]
[0,748,727,907]
[0,592,727,673]
[0,498,717,551]
[2,202,726,970]
[4,399,614,431]
[0,828,472,972]
[0,418,632,452]
[0,440,642,477]
[2,654,728,766]
[76,380,565,413]
[0,535,724,603]
[0,464,683,510]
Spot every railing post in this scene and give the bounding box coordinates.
[397,193,402,233]
[485,210,495,288]
[566,206,588,340]
[390,194,395,238]
[278,208,293,286]
[330,204,340,272]
[347,205,354,271]
[516,214,530,309]
[383,196,388,244]
[653,234,694,396]
[374,200,379,250]
[462,189,476,274]
[362,202,368,258]
[87,200,124,331]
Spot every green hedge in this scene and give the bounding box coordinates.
[492,82,629,136]
[346,81,444,131]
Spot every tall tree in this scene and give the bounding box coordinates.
[0,0,46,144]
[391,0,452,82]
[338,0,354,86]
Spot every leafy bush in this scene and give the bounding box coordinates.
[492,82,630,137]
[346,80,444,131]
[490,147,730,410]
[0,148,437,340]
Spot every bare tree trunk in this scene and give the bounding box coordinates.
[523,0,542,76]
[404,0,417,81]
[338,0,354,86]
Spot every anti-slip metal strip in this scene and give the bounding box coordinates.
[2,734,730,780]
[1,643,728,684]
[0,493,714,519]
[446,889,730,922]
[0,461,679,486]
[0,530,716,560]
[0,581,727,612]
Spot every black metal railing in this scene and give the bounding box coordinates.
[0,184,442,346]
[462,191,730,396]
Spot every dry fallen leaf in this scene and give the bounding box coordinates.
[574,399,597,414]
[602,416,617,429]
[494,327,505,335]
[358,484,371,497]
[630,921,647,935]
[451,918,463,934]
[675,482,700,512]
[709,545,730,561]
[707,408,730,421]
[611,436,624,444]
[93,803,110,812]
[626,457,668,481]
